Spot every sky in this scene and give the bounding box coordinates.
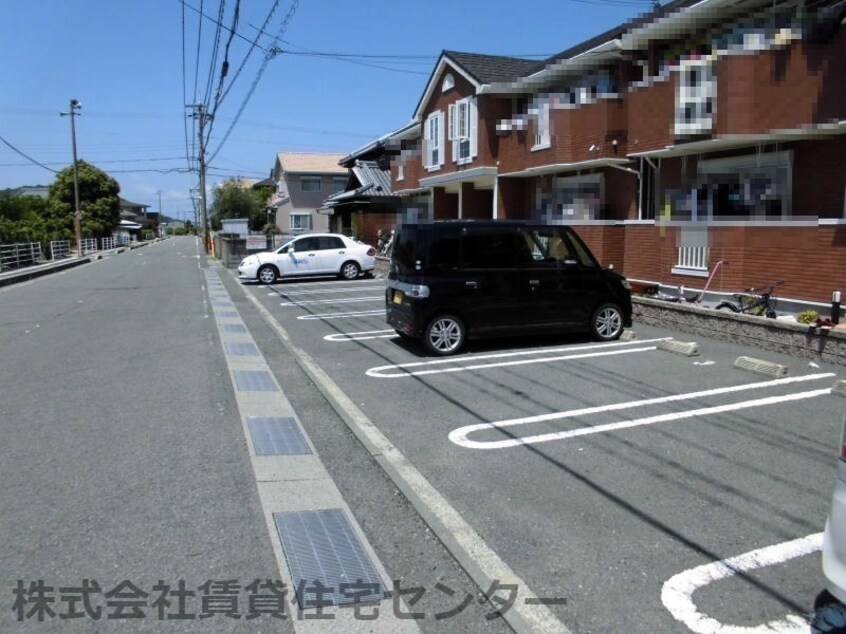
[1,0,656,221]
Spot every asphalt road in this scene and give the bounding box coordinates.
[234,269,846,634]
[0,237,514,634]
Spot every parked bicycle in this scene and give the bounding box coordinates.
[715,281,784,318]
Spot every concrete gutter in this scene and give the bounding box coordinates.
[0,257,91,288]
[634,296,846,366]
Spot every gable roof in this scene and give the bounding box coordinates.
[276,152,347,175]
[442,51,541,84]
[413,50,541,120]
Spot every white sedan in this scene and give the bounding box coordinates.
[238,233,376,284]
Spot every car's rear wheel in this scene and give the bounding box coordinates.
[424,314,465,356]
[340,261,360,280]
[257,265,278,285]
[590,303,623,341]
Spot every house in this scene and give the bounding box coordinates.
[379,0,846,307]
[318,122,420,246]
[267,153,348,235]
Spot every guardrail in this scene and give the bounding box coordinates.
[49,240,70,260]
[0,242,43,271]
[80,238,98,254]
[100,237,115,251]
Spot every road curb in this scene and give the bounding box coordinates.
[0,257,91,288]
[234,272,573,634]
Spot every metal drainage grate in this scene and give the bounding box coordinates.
[224,342,260,357]
[233,370,278,392]
[273,509,387,608]
[220,324,247,333]
[247,417,312,455]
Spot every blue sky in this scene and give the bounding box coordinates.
[1,0,654,220]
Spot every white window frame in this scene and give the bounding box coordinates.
[448,97,477,165]
[424,111,444,172]
[300,176,321,193]
[675,58,716,137]
[396,163,404,181]
[532,96,551,151]
[698,150,793,217]
[289,212,313,232]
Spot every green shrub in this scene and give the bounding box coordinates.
[797,310,820,324]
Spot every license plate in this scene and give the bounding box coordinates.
[392,290,403,304]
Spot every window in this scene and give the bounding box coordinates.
[318,236,344,250]
[290,213,313,231]
[448,97,476,164]
[442,73,455,92]
[300,177,321,192]
[293,236,319,251]
[461,229,533,268]
[424,111,444,170]
[675,58,716,137]
[525,228,572,262]
[538,174,603,221]
[674,227,710,275]
[697,151,792,218]
[396,163,404,181]
[332,177,347,193]
[532,96,551,150]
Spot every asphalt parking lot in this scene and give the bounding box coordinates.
[232,272,845,634]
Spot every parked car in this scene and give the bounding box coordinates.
[238,233,376,284]
[822,415,846,603]
[385,221,632,355]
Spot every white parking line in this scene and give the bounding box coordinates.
[451,387,832,449]
[661,532,823,633]
[449,373,836,449]
[324,329,398,342]
[276,285,384,296]
[365,338,668,378]
[298,309,386,321]
[280,296,383,306]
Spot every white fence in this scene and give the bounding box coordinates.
[0,242,43,271]
[80,238,98,254]
[100,237,115,251]
[677,246,709,271]
[49,240,71,260]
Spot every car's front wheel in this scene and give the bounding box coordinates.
[424,314,465,356]
[590,303,623,341]
[257,265,278,285]
[340,261,360,280]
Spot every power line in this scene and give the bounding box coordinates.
[202,1,227,112]
[206,0,300,165]
[0,134,58,173]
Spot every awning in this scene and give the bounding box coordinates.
[419,166,498,188]
[629,122,846,159]
[498,158,633,178]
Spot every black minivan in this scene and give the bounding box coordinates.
[385,221,632,355]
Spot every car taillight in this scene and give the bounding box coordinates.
[367,248,375,256]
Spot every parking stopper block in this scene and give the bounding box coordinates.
[831,380,846,398]
[620,330,638,341]
[657,339,699,357]
[733,356,789,379]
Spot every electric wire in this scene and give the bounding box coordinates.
[0,134,58,173]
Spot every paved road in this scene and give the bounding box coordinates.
[0,237,512,633]
[234,270,846,634]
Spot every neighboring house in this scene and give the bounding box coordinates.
[377,0,846,306]
[5,185,50,199]
[119,197,150,220]
[267,153,347,235]
[318,122,421,246]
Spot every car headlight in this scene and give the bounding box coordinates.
[621,279,631,290]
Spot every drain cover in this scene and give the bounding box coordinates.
[273,509,387,608]
[247,417,311,455]
[233,370,278,392]
[224,342,260,356]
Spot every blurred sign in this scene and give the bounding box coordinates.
[247,235,267,251]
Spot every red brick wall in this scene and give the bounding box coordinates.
[628,78,675,153]
[717,32,846,136]
[497,178,531,219]
[604,167,639,220]
[573,225,626,269]
[354,211,399,248]
[433,187,458,219]
[793,136,846,218]
[461,183,493,219]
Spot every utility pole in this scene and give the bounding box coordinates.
[187,104,212,253]
[157,189,162,237]
[60,99,83,256]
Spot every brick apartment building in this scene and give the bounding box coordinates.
[341,0,846,307]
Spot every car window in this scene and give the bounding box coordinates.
[461,229,533,268]
[565,229,598,267]
[391,227,426,275]
[526,228,573,263]
[428,227,461,272]
[276,240,294,254]
[318,236,344,250]
[294,237,319,251]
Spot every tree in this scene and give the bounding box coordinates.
[46,160,120,239]
[0,195,51,243]
[209,179,272,232]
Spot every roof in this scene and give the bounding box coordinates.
[322,160,395,207]
[276,152,347,175]
[442,51,541,83]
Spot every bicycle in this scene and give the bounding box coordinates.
[715,281,784,318]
